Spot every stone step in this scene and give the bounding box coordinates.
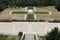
[25,34,34,40]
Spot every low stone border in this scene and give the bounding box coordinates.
[34,7,36,12]
[0,20,12,22]
[34,14,36,20]
[25,7,28,12]
[24,14,27,20]
[49,20,60,23]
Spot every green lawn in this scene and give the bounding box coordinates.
[0,34,26,40]
[26,14,34,20]
[12,12,27,14]
[34,34,36,40]
[0,34,19,40]
[35,12,49,14]
[28,6,34,9]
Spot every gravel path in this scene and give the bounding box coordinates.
[25,34,34,40]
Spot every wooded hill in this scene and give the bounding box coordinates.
[0,0,60,11]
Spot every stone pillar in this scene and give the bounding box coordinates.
[25,7,27,12]
[24,14,27,20]
[34,14,36,20]
[34,7,36,12]
[9,11,12,21]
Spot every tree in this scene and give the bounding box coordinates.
[55,0,60,11]
[45,27,60,40]
[0,0,60,11]
[18,31,23,40]
[0,34,8,40]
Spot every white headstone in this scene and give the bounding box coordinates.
[28,10,34,14]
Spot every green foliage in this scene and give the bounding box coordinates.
[45,27,60,40]
[0,34,7,40]
[12,12,27,14]
[26,14,34,20]
[55,0,60,11]
[22,35,25,40]
[34,34,36,40]
[0,0,60,11]
[35,12,49,14]
[18,32,23,37]
[0,34,19,40]
[28,6,34,9]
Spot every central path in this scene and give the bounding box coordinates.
[26,7,36,20]
[25,34,34,40]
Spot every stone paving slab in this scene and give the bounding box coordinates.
[0,22,60,35]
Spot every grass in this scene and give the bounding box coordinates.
[0,34,26,40]
[35,12,49,14]
[0,34,19,40]
[26,14,34,20]
[34,34,36,40]
[27,6,34,11]
[28,6,34,9]
[22,35,25,40]
[12,11,27,14]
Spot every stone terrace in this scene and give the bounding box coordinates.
[0,7,25,20]
[0,6,60,22]
[36,6,60,21]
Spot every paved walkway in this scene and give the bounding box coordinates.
[0,22,60,35]
[25,34,34,40]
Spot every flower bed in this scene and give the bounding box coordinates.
[35,12,49,14]
[12,12,27,14]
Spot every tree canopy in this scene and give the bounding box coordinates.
[0,0,60,11]
[45,27,60,40]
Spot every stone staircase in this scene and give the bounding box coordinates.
[25,34,34,40]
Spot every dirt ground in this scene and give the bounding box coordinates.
[0,7,25,20]
[0,6,60,21]
[36,6,60,21]
[12,14,25,20]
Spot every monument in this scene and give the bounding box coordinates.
[28,10,34,14]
